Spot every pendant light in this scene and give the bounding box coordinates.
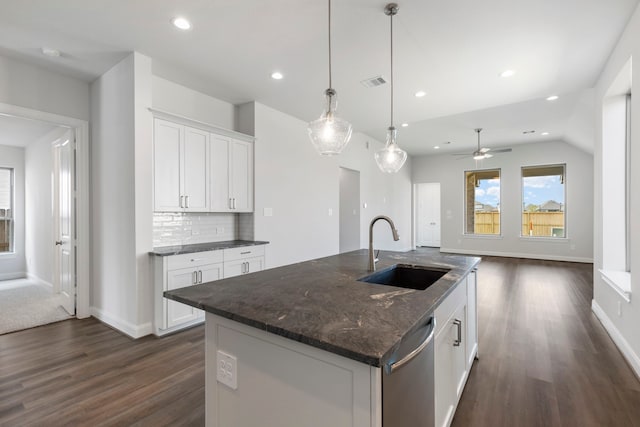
[375,3,407,173]
[307,0,353,155]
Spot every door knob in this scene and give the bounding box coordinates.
[55,241,63,245]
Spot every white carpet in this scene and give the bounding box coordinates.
[0,278,72,335]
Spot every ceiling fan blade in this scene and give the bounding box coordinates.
[491,148,512,153]
[479,147,491,153]
[484,153,493,159]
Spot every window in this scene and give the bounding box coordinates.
[521,164,566,238]
[0,168,13,253]
[465,169,500,235]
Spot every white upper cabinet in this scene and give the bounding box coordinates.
[210,135,254,212]
[183,127,209,211]
[154,119,209,212]
[153,114,254,213]
[154,119,182,211]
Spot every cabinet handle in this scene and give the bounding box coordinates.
[240,251,251,255]
[453,319,462,347]
[180,195,184,208]
[233,198,237,209]
[198,270,202,284]
[245,262,249,273]
[192,271,197,284]
[185,195,189,208]
[229,198,233,209]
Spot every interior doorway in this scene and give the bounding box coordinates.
[339,167,360,253]
[0,102,89,328]
[416,183,441,248]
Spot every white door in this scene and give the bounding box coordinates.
[53,129,75,315]
[417,183,441,247]
[223,259,245,278]
[246,257,264,274]
[183,127,209,211]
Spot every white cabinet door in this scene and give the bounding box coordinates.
[154,119,182,211]
[435,321,455,427]
[223,259,245,278]
[466,271,478,368]
[210,135,231,212]
[246,256,264,274]
[210,135,254,212]
[224,256,265,278]
[452,304,468,400]
[167,267,200,328]
[230,139,253,212]
[183,127,209,212]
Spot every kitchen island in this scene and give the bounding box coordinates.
[165,249,480,427]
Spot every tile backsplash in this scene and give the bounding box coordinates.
[153,212,239,247]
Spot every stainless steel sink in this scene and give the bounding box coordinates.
[358,264,449,290]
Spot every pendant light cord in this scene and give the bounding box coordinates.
[390,9,394,128]
[328,0,332,90]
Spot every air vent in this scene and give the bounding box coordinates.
[361,76,387,88]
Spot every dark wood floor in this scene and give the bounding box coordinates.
[1,257,639,426]
[452,257,640,427]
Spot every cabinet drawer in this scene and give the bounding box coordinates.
[434,279,467,335]
[166,250,224,270]
[224,245,265,261]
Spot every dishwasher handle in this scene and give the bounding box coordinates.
[386,316,436,374]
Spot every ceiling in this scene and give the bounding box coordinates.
[0,0,637,155]
[0,115,61,148]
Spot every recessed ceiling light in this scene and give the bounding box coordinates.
[271,72,283,80]
[546,95,559,101]
[41,47,60,57]
[434,146,440,149]
[541,132,550,136]
[401,123,409,127]
[415,91,426,98]
[500,69,516,78]
[172,17,192,30]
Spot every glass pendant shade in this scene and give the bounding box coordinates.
[308,89,353,155]
[375,127,407,173]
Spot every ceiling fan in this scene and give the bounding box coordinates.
[453,128,512,160]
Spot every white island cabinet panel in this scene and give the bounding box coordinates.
[205,314,380,427]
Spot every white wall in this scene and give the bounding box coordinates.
[91,53,143,336]
[0,54,90,121]
[593,3,640,377]
[24,127,66,285]
[0,145,25,279]
[152,75,235,129]
[244,102,412,269]
[413,140,593,262]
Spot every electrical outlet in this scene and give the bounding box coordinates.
[328,208,333,216]
[618,300,622,317]
[216,227,225,235]
[217,350,237,390]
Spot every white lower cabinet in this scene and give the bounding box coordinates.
[434,271,477,427]
[202,267,477,427]
[154,245,266,335]
[223,246,265,279]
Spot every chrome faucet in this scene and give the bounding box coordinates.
[369,215,400,271]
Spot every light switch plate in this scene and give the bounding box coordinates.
[217,350,238,390]
[264,207,273,217]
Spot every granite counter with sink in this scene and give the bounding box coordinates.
[150,240,269,256]
[164,248,480,367]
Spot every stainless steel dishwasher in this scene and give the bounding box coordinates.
[382,315,436,427]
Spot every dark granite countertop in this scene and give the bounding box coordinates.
[164,248,480,367]
[150,240,269,256]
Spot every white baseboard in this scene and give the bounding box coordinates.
[90,306,153,339]
[592,299,640,379]
[27,273,53,288]
[440,247,593,263]
[0,271,26,280]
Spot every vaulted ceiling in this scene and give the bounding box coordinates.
[0,0,637,154]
